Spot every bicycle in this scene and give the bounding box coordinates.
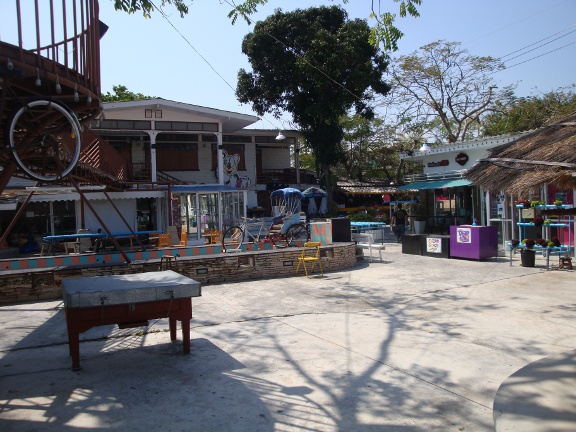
[222,216,290,252]
[285,222,310,247]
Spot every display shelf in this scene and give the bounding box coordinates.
[507,242,572,268]
[515,204,573,210]
[515,202,573,243]
[516,222,567,228]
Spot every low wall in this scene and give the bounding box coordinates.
[0,243,357,304]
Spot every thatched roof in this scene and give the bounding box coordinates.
[337,178,395,194]
[465,112,576,194]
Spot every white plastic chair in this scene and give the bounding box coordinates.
[352,232,385,262]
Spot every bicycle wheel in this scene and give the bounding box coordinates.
[6,98,82,182]
[222,226,244,252]
[286,223,309,247]
[268,231,288,249]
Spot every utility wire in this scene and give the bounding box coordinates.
[502,40,576,70]
[150,1,283,130]
[499,24,576,60]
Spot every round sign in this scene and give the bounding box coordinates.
[382,194,391,203]
[455,153,469,166]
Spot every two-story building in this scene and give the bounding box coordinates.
[0,99,318,250]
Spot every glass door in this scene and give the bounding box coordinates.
[179,193,198,240]
[221,191,245,231]
[199,193,219,232]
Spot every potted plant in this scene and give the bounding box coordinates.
[523,238,535,248]
[521,238,536,267]
[411,204,426,234]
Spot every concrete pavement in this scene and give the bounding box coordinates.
[0,241,575,431]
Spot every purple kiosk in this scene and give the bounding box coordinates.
[449,225,498,260]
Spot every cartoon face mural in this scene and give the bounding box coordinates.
[222,149,251,189]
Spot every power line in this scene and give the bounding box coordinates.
[499,24,576,60]
[150,1,283,130]
[498,40,576,71]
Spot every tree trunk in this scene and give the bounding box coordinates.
[321,162,334,217]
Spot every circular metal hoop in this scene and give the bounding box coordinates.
[6,98,82,182]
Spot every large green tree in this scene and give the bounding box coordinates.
[482,85,576,136]
[384,40,511,143]
[113,0,421,51]
[236,6,390,209]
[100,84,154,102]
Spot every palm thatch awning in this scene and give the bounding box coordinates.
[465,113,576,194]
[337,179,396,194]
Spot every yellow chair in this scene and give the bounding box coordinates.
[295,241,323,278]
[179,231,187,246]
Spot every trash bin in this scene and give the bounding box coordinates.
[331,218,351,242]
[520,249,536,267]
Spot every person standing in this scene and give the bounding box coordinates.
[391,203,408,243]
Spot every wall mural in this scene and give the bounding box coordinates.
[222,149,251,189]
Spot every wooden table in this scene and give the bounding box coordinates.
[62,271,201,370]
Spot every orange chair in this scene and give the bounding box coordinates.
[158,233,171,248]
[211,230,222,244]
[179,231,187,246]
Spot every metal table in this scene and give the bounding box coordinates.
[62,271,201,370]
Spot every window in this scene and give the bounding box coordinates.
[96,119,152,130]
[155,121,218,131]
[156,134,199,170]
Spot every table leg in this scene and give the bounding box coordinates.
[182,318,191,354]
[68,330,81,370]
[169,316,177,341]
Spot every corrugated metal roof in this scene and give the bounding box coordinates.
[396,179,471,191]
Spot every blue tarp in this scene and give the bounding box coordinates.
[270,188,305,199]
[302,187,328,198]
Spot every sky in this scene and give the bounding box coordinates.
[5,1,575,130]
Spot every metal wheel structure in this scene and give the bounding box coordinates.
[286,223,310,247]
[222,226,244,251]
[5,98,82,182]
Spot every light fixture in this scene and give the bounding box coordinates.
[55,74,62,94]
[35,68,41,86]
[7,58,14,70]
[74,83,79,102]
[419,143,432,153]
[276,131,286,140]
[87,94,92,104]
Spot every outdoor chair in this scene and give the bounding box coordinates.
[64,242,78,254]
[295,241,324,278]
[158,233,171,248]
[76,229,94,253]
[352,232,385,262]
[179,231,187,246]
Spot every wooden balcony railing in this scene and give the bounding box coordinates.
[0,0,102,121]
